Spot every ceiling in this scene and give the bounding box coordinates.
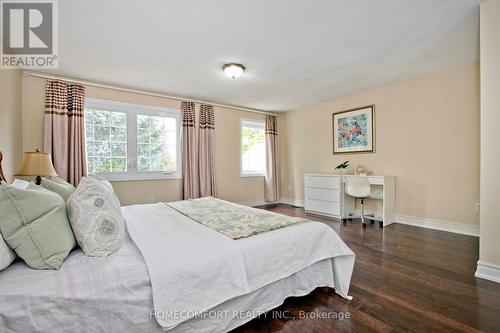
[46,0,482,111]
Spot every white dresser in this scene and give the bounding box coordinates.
[304,174,352,219]
[304,174,395,226]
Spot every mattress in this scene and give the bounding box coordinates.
[0,230,337,333]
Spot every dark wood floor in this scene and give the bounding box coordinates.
[232,204,500,333]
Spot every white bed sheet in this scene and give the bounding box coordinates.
[124,203,354,330]
[0,232,156,333]
[0,202,354,333]
[0,234,335,333]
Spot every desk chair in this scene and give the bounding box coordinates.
[345,177,371,228]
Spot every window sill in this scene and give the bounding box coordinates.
[240,173,266,178]
[90,172,181,182]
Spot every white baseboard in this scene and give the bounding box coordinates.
[238,200,278,207]
[395,215,479,237]
[241,199,479,237]
[279,197,305,207]
[239,198,304,207]
[475,261,500,283]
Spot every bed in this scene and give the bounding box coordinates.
[0,153,355,332]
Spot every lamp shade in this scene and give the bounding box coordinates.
[15,150,58,177]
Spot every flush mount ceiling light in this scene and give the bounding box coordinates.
[222,63,245,79]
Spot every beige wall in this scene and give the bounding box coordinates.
[21,75,268,205]
[479,0,500,266]
[280,62,480,226]
[9,62,482,227]
[0,70,22,182]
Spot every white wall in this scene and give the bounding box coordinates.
[476,0,500,282]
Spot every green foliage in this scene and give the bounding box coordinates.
[242,126,265,154]
[335,161,350,169]
[86,109,177,174]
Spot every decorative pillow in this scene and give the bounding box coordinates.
[67,176,124,256]
[11,179,30,189]
[0,232,16,271]
[41,177,75,201]
[0,183,76,270]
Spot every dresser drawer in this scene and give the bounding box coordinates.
[304,176,341,189]
[305,188,340,202]
[305,199,341,217]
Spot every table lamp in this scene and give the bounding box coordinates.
[15,149,58,185]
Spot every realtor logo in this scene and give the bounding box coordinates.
[1,0,58,68]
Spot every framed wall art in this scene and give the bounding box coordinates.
[333,105,375,154]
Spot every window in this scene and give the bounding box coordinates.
[136,114,177,173]
[86,109,128,173]
[240,119,266,177]
[85,99,181,181]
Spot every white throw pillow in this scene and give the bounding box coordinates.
[11,179,29,189]
[0,232,16,271]
[67,176,124,256]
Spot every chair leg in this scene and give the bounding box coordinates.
[361,199,366,228]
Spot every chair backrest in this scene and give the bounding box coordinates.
[345,177,371,198]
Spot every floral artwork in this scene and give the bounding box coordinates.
[333,106,374,154]
[337,114,368,148]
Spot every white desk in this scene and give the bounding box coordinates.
[304,174,395,227]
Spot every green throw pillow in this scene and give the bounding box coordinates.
[41,177,75,201]
[0,183,76,269]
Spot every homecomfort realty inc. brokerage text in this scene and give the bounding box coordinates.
[150,309,352,321]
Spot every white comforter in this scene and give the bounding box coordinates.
[123,203,355,331]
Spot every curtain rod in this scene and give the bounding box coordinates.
[22,70,278,116]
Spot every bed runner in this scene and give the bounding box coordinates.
[165,197,307,239]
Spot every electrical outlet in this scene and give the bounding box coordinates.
[288,185,292,192]
[475,202,480,213]
[148,195,155,203]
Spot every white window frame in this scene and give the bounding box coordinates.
[240,118,266,177]
[85,98,182,181]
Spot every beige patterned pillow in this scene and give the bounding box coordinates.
[67,176,124,256]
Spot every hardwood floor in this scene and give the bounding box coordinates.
[232,204,500,333]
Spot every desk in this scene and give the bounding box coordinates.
[304,174,395,227]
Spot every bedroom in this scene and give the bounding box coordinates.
[0,0,499,332]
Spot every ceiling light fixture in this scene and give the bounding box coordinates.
[223,63,245,79]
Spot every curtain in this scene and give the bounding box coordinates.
[264,115,278,202]
[181,101,199,199]
[43,80,87,186]
[198,104,216,197]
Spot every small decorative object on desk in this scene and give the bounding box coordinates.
[335,161,350,175]
[355,164,368,176]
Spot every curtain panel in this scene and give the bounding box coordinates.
[265,115,278,202]
[43,80,87,186]
[181,101,199,199]
[198,104,216,197]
